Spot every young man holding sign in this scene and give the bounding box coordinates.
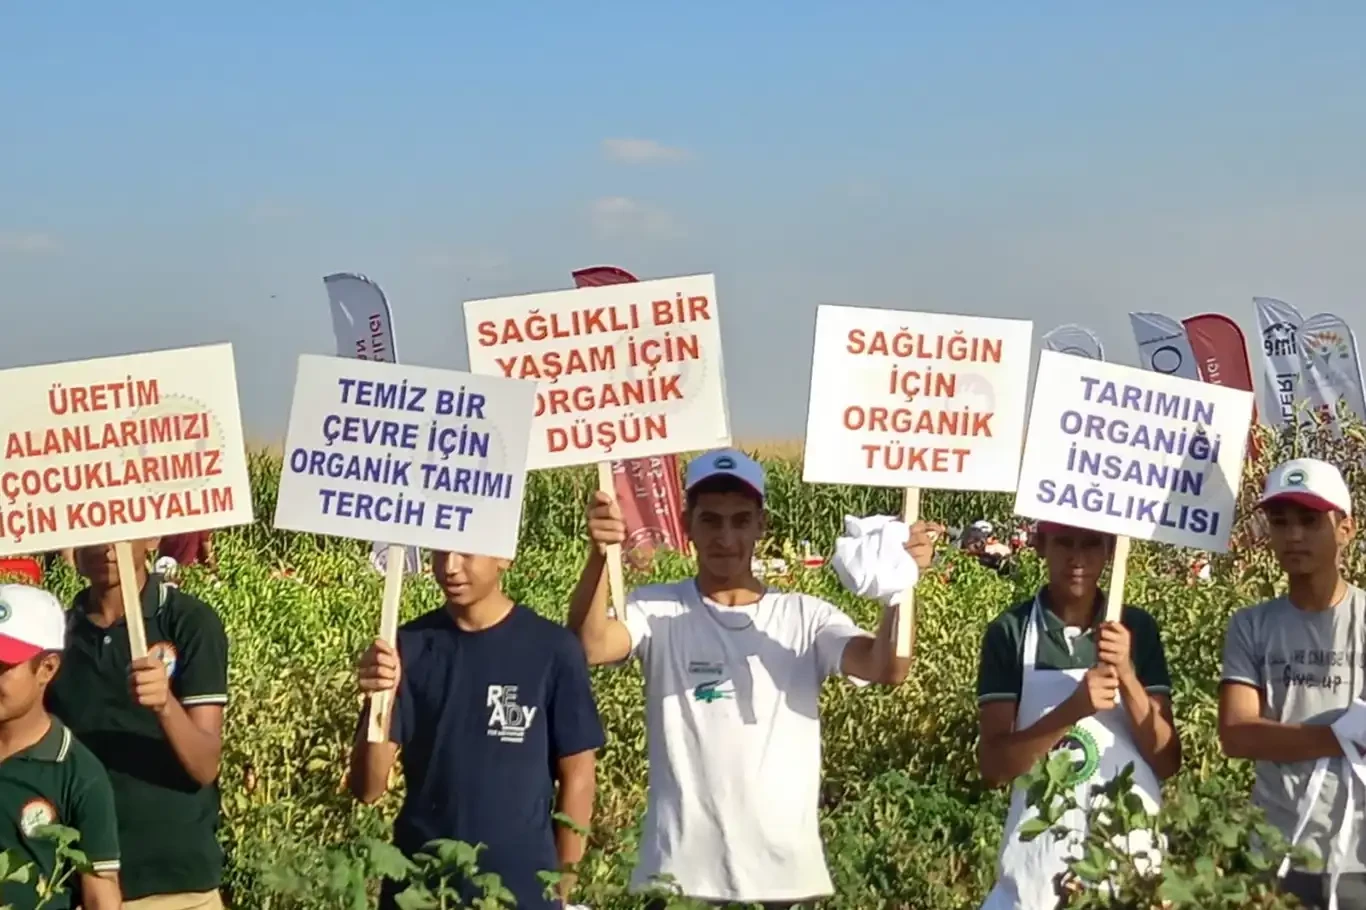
[47,541,229,910]
[1219,459,1366,909]
[0,584,122,910]
[569,448,936,908]
[976,521,1181,909]
[350,550,603,910]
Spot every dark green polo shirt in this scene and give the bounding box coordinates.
[977,589,1173,705]
[0,718,120,910]
[46,576,228,900]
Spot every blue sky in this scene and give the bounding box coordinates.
[3,2,1365,442]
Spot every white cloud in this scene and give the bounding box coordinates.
[601,138,691,164]
[0,232,60,254]
[589,196,684,239]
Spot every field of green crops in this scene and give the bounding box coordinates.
[30,429,1366,909]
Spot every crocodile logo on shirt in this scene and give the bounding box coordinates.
[692,681,731,703]
[1053,727,1101,787]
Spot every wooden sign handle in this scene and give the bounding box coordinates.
[114,542,149,660]
[1105,535,1131,624]
[596,462,626,614]
[896,488,921,659]
[366,543,407,743]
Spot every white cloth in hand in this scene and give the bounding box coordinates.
[831,515,920,607]
[1333,699,1366,744]
[1334,699,1366,763]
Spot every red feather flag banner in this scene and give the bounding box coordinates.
[570,266,690,568]
[1183,312,1262,455]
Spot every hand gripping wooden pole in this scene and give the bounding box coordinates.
[896,488,921,659]
[366,543,407,743]
[114,542,149,660]
[597,462,626,614]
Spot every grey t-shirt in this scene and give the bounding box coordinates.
[1221,585,1366,871]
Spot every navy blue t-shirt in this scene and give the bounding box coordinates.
[379,604,604,910]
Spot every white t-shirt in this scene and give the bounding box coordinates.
[618,580,871,902]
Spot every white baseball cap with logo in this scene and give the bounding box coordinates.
[1259,458,1353,517]
[684,448,766,501]
[0,584,66,665]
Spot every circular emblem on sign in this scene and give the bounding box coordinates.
[1285,468,1308,487]
[19,798,56,837]
[1150,345,1183,375]
[1053,727,1101,787]
[119,393,227,495]
[150,641,179,678]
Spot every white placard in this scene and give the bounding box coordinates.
[463,274,731,470]
[802,305,1034,490]
[273,356,535,560]
[1015,351,1255,552]
[0,344,254,556]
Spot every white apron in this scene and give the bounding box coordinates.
[981,599,1164,909]
[1275,734,1366,910]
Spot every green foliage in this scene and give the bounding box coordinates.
[27,420,1364,908]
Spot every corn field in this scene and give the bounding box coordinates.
[28,424,1366,908]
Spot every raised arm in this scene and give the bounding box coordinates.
[566,491,633,666]
[835,520,941,683]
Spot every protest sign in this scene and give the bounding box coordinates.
[463,274,731,470]
[803,305,1033,490]
[1016,352,1253,614]
[274,355,535,558]
[273,355,535,740]
[0,343,253,656]
[465,273,729,613]
[1016,352,1253,620]
[803,305,1032,656]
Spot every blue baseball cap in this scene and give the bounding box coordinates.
[684,448,765,501]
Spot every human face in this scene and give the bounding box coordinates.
[1039,528,1113,602]
[1264,502,1352,577]
[687,491,765,582]
[0,653,58,723]
[74,540,151,589]
[431,551,508,608]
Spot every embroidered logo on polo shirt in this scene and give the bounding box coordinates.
[19,798,57,837]
[486,685,537,744]
[1053,727,1101,787]
[150,641,179,678]
[692,681,732,703]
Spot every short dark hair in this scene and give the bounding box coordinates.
[685,475,763,513]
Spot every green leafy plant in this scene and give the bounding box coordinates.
[29,422,1364,909]
[1020,754,1318,908]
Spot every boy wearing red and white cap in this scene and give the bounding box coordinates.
[975,521,1180,908]
[568,448,939,908]
[0,585,121,910]
[1220,458,1366,909]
